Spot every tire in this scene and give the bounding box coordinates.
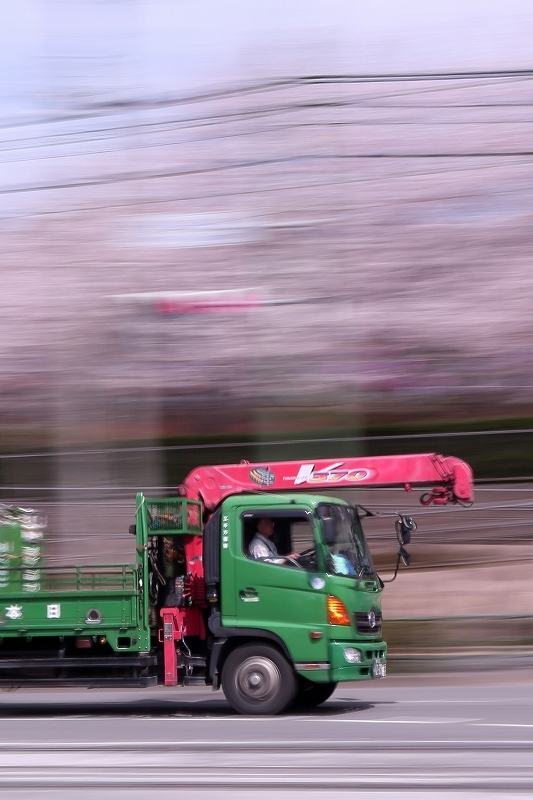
[221,643,297,715]
[293,679,338,709]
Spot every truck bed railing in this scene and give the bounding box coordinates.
[0,563,138,593]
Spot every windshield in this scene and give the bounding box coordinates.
[318,503,375,578]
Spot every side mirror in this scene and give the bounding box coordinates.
[322,517,337,546]
[396,515,417,545]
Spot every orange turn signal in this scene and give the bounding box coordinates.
[327,595,351,626]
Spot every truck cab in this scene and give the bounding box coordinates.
[218,494,385,683]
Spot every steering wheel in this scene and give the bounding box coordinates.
[255,555,304,569]
[298,546,316,557]
[282,556,304,569]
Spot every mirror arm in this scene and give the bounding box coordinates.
[356,504,377,518]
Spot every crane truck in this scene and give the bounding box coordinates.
[0,452,473,714]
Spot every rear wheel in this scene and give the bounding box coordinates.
[293,679,338,709]
[222,643,297,715]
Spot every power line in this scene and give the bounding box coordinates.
[2,74,532,156]
[2,153,531,223]
[1,426,533,461]
[5,114,533,168]
[2,151,533,198]
[2,68,531,138]
[2,72,532,191]
[294,70,533,83]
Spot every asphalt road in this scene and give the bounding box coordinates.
[1,670,532,798]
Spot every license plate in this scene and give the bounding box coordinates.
[372,658,386,679]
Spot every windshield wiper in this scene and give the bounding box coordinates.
[354,564,374,578]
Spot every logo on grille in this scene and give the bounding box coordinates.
[367,610,377,629]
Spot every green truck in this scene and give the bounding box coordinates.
[0,453,473,714]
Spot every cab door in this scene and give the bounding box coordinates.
[231,508,328,664]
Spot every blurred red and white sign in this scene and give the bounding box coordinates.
[111,288,263,315]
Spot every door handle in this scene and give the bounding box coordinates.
[239,587,259,602]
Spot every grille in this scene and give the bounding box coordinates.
[365,649,386,660]
[354,609,382,635]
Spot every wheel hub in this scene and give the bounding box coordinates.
[235,656,282,702]
[247,671,262,688]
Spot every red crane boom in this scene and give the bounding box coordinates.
[179,452,473,511]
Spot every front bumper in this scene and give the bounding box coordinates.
[329,639,387,682]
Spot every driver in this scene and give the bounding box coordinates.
[248,518,299,564]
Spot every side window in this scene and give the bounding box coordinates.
[242,513,318,571]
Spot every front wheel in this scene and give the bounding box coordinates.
[222,643,297,715]
[293,679,338,709]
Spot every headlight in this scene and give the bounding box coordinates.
[344,647,363,664]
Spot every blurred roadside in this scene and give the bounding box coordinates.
[2,73,533,455]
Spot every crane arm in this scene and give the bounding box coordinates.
[179,453,473,511]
